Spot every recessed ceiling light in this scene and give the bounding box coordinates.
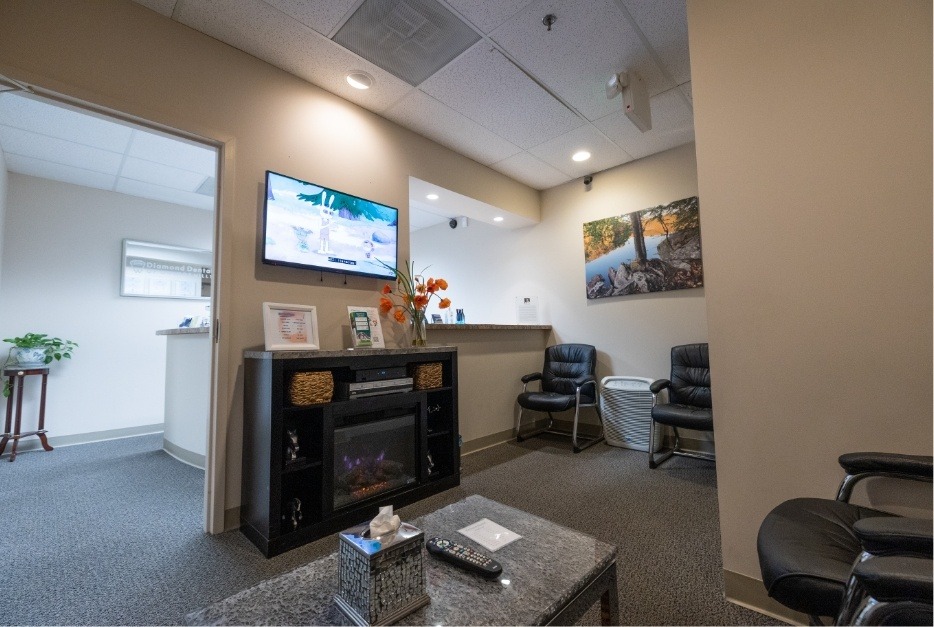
[493,216,504,222]
[346,72,373,90]
[426,193,439,200]
[572,150,591,162]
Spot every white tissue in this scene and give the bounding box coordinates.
[369,505,401,538]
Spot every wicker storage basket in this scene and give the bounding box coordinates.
[288,371,334,405]
[410,362,443,390]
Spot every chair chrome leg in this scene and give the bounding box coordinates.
[572,404,605,453]
[515,405,525,442]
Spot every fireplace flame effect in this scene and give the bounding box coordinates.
[343,451,386,471]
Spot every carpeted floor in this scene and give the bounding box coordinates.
[0,433,776,626]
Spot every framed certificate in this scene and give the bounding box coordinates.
[263,302,320,351]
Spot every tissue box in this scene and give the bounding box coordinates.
[335,522,430,626]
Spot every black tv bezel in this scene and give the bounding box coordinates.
[261,170,399,281]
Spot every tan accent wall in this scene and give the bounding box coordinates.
[688,0,932,582]
[0,0,539,523]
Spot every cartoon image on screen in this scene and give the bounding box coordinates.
[263,171,398,280]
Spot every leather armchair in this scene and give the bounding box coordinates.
[648,343,714,468]
[515,343,604,453]
[756,452,933,624]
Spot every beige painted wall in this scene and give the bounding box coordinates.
[0,0,539,524]
[414,143,708,437]
[688,0,932,583]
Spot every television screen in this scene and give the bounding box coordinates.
[262,170,398,280]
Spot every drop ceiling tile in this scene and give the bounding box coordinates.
[5,154,117,191]
[262,0,359,36]
[420,42,584,150]
[383,90,522,165]
[444,0,535,34]
[0,93,133,152]
[121,156,208,191]
[130,0,178,17]
[528,124,633,178]
[0,126,123,174]
[115,178,215,210]
[489,0,669,122]
[491,152,571,190]
[175,0,414,113]
[594,88,694,160]
[126,130,216,176]
[619,0,691,86]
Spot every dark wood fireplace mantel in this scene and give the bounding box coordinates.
[240,346,459,557]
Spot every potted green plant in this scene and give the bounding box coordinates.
[2,333,78,397]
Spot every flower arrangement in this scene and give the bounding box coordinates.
[378,260,451,345]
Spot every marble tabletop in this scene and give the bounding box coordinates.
[186,495,617,626]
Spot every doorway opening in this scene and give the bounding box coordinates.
[0,87,220,531]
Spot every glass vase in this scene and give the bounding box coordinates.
[411,310,428,346]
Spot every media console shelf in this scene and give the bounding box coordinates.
[241,346,459,557]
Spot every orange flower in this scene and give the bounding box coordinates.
[375,261,452,329]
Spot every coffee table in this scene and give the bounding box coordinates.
[187,495,619,625]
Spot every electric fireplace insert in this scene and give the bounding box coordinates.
[332,410,417,511]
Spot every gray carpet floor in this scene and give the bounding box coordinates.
[0,433,777,626]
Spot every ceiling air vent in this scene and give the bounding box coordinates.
[333,0,480,86]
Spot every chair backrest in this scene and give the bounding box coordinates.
[542,344,596,396]
[668,343,711,408]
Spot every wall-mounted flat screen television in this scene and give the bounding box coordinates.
[262,170,398,280]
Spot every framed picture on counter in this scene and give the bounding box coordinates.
[263,302,320,351]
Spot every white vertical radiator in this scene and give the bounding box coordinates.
[599,376,662,452]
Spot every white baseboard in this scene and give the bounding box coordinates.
[7,423,164,454]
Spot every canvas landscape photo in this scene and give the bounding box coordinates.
[584,196,703,299]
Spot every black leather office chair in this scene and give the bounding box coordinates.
[756,452,933,624]
[648,343,714,468]
[515,343,604,453]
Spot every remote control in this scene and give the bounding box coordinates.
[425,537,503,579]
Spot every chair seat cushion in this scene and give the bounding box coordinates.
[757,497,896,617]
[518,391,591,412]
[651,403,713,431]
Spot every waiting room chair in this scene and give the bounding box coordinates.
[648,343,714,468]
[756,452,933,625]
[515,343,604,453]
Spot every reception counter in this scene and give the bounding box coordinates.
[156,327,210,469]
[424,323,553,452]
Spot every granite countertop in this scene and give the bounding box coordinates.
[428,323,551,330]
[186,495,616,626]
[157,327,211,336]
[244,345,458,359]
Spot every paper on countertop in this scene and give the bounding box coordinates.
[457,518,522,552]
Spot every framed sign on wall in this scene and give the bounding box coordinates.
[121,239,212,299]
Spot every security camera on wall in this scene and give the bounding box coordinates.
[606,70,652,132]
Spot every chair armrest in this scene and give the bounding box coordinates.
[853,517,933,558]
[839,452,933,478]
[836,452,933,502]
[850,555,932,604]
[521,372,542,384]
[649,379,670,394]
[574,376,597,397]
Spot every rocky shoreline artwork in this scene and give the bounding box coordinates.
[584,196,703,299]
